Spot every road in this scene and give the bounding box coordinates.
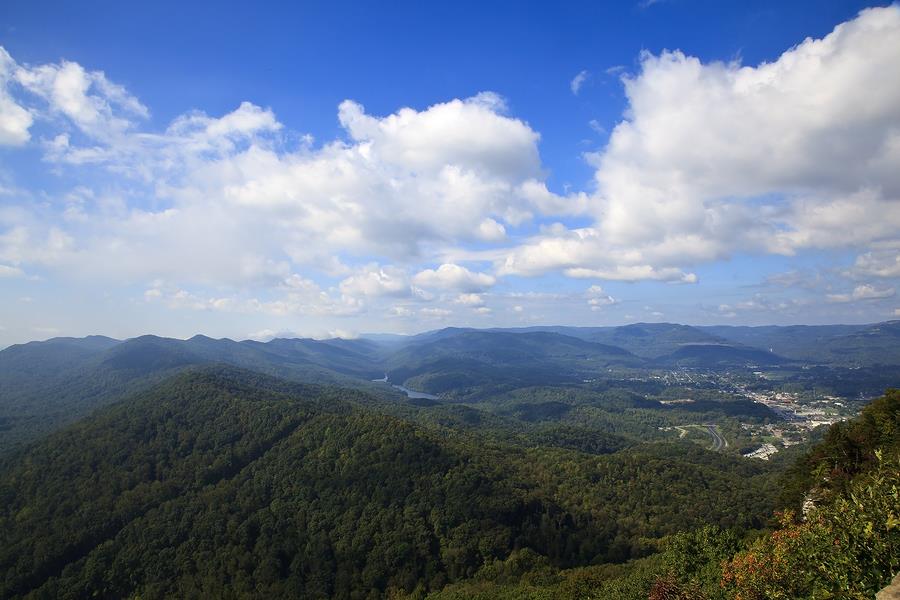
[703,424,727,451]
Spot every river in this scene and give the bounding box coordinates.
[371,374,439,400]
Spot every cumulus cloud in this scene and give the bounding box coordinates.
[603,6,900,252]
[0,45,590,309]
[585,284,617,311]
[847,245,900,279]
[1,50,593,298]
[497,225,697,282]
[498,6,900,282]
[412,263,496,292]
[454,293,485,306]
[339,264,410,298]
[13,52,148,142]
[2,7,900,332]
[826,284,895,303]
[0,49,33,145]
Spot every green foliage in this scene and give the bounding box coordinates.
[779,388,900,507]
[722,454,900,599]
[3,326,899,599]
[0,367,782,599]
[421,389,900,600]
[0,334,388,454]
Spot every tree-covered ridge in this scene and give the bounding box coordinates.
[421,389,900,599]
[3,323,900,454]
[0,368,345,598]
[780,387,900,505]
[0,367,782,599]
[0,334,387,454]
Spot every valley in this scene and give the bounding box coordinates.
[0,321,898,598]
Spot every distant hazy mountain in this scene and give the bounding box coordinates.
[383,330,641,398]
[700,320,900,365]
[0,334,387,453]
[653,343,787,368]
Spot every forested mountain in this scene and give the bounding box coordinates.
[419,389,900,599]
[1,319,898,598]
[384,331,641,399]
[583,323,730,359]
[701,320,900,365]
[653,343,786,368]
[0,367,781,599]
[4,321,900,454]
[0,335,388,453]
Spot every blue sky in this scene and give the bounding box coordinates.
[1,0,899,345]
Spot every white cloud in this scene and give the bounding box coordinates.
[600,7,900,254]
[14,54,147,141]
[0,48,33,145]
[247,328,279,341]
[847,246,900,279]
[339,264,410,298]
[1,54,589,295]
[2,7,900,335]
[826,284,895,303]
[586,284,617,310]
[567,266,697,284]
[570,70,589,95]
[412,263,496,292]
[390,305,414,318]
[717,296,804,316]
[420,307,451,317]
[454,293,485,306]
[497,225,697,282]
[588,119,605,134]
[142,276,362,316]
[499,6,900,282]
[0,263,24,277]
[337,92,539,180]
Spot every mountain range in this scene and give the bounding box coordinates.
[1,321,898,598]
[3,320,900,453]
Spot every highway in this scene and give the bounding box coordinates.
[703,424,727,451]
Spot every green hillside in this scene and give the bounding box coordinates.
[420,389,900,599]
[0,367,783,599]
[0,335,388,453]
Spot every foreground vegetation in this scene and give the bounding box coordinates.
[421,389,900,599]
